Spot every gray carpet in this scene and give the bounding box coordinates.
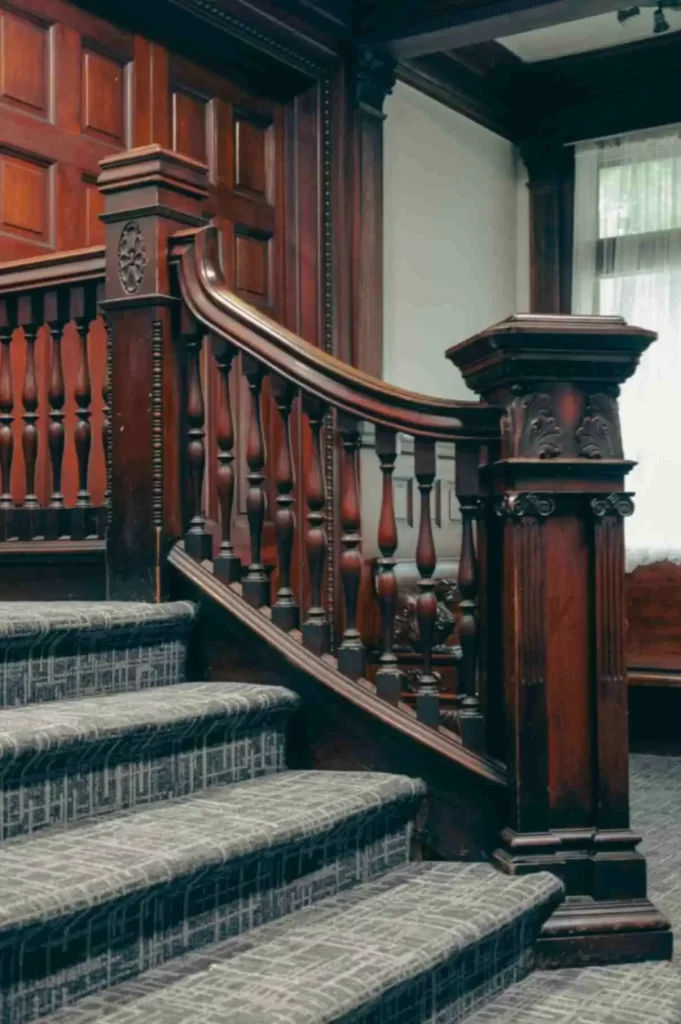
[465,753,681,1024]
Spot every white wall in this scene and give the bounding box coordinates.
[383,82,529,400]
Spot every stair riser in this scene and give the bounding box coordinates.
[0,722,289,841]
[338,916,545,1024]
[0,640,188,708]
[0,816,416,1023]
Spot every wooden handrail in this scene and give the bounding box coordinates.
[179,225,502,442]
[0,246,105,295]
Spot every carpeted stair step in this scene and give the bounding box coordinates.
[0,681,299,841]
[0,770,425,1023]
[38,862,564,1024]
[0,602,197,707]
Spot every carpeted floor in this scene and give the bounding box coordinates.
[467,753,681,1024]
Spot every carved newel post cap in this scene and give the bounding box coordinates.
[446,314,656,401]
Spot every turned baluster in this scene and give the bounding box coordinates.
[375,426,402,704]
[242,354,270,608]
[71,283,97,508]
[18,293,44,510]
[301,395,330,655]
[212,336,241,584]
[337,413,365,680]
[184,321,211,561]
[455,441,485,752]
[0,297,17,510]
[43,288,70,511]
[271,375,299,631]
[414,436,440,728]
[99,283,111,515]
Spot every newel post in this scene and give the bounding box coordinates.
[448,315,671,967]
[97,146,209,600]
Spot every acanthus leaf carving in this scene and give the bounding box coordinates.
[501,392,563,459]
[577,393,623,460]
[393,578,459,654]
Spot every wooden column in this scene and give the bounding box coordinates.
[97,146,209,600]
[448,314,671,967]
[521,139,575,315]
[349,46,395,377]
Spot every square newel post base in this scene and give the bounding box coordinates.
[448,314,670,967]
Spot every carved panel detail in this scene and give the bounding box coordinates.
[117,221,146,294]
[501,392,563,459]
[393,578,459,654]
[590,494,634,519]
[577,393,624,460]
[496,493,556,519]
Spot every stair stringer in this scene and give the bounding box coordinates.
[169,541,507,862]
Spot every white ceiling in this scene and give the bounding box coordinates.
[499,9,681,63]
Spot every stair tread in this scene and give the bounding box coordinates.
[0,770,425,934]
[42,862,563,1024]
[0,601,196,643]
[0,681,299,757]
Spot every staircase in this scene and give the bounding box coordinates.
[0,599,563,1023]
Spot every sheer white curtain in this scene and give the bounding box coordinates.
[573,125,681,569]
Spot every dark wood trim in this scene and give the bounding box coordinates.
[169,540,508,788]
[521,140,574,315]
[629,669,681,688]
[396,45,520,140]
[359,1,624,59]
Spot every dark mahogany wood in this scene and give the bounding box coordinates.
[242,354,270,609]
[374,425,402,705]
[271,374,299,631]
[0,297,16,510]
[184,325,212,563]
[448,313,670,965]
[44,288,69,511]
[413,436,440,728]
[71,283,96,509]
[18,293,43,515]
[455,440,485,752]
[337,412,365,680]
[301,394,330,656]
[212,335,241,586]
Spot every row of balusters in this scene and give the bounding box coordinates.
[0,284,107,519]
[182,328,484,743]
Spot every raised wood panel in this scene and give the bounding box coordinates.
[172,88,208,165]
[234,230,270,300]
[83,177,104,245]
[234,113,270,198]
[1,152,49,241]
[81,47,126,144]
[0,8,49,115]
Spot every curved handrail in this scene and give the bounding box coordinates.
[178,225,502,441]
[0,246,105,295]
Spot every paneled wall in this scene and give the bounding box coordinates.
[0,0,321,534]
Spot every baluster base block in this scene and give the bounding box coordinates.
[243,574,270,609]
[375,668,403,706]
[302,619,330,657]
[416,687,440,729]
[214,553,242,585]
[456,706,486,753]
[185,531,212,563]
[272,602,300,633]
[337,642,366,681]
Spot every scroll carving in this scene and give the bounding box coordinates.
[577,393,623,460]
[495,493,556,519]
[117,222,147,295]
[501,393,563,459]
[590,494,634,518]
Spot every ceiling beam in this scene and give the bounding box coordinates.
[362,0,624,59]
